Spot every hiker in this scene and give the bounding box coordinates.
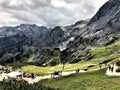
[76,69,80,73]
[108,65,111,71]
[99,65,102,69]
[23,72,26,77]
[0,71,2,77]
[51,71,62,78]
[111,66,114,72]
[31,73,35,79]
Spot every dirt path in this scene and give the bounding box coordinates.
[1,67,105,84]
[1,66,120,84]
[0,67,104,84]
[0,70,86,84]
[24,70,87,84]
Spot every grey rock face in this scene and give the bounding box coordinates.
[61,0,120,62]
[0,19,89,62]
[2,0,119,63]
[82,0,120,44]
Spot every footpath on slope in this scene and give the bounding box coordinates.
[0,69,86,84]
[23,65,120,84]
[1,65,119,84]
[23,70,87,84]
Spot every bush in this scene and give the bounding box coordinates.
[82,69,88,71]
[48,57,60,66]
[116,67,120,72]
[99,59,113,64]
[87,65,95,68]
[0,81,57,90]
[116,61,120,66]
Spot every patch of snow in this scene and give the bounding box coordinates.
[59,37,75,51]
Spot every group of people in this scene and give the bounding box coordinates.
[15,72,36,83]
[108,65,114,72]
[0,67,11,74]
[99,63,115,72]
[0,66,36,83]
[23,72,36,79]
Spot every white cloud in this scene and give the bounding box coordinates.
[0,0,108,27]
[51,0,67,8]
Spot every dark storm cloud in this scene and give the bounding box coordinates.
[0,0,108,27]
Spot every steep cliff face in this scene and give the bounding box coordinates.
[82,0,120,45]
[61,0,120,63]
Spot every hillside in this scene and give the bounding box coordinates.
[39,69,120,90]
[0,20,89,64]
[1,0,120,90]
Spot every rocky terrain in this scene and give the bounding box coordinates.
[61,0,120,63]
[0,0,120,65]
[0,18,89,63]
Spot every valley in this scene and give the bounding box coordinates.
[0,0,120,90]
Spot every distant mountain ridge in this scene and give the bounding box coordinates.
[0,19,89,63]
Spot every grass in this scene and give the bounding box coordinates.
[3,40,120,76]
[21,65,51,76]
[20,39,120,75]
[20,61,102,76]
[116,67,120,72]
[90,40,120,63]
[20,63,90,76]
[2,38,120,89]
[39,69,120,90]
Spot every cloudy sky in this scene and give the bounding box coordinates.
[0,0,108,27]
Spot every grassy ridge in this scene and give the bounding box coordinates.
[89,40,120,64]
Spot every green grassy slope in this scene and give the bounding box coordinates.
[39,69,120,90]
[3,40,120,76]
[20,40,120,75]
[89,40,120,64]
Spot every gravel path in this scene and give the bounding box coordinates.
[0,70,86,84]
[24,70,87,84]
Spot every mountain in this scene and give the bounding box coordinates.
[60,0,120,63]
[1,0,119,65]
[0,19,89,63]
[82,0,120,45]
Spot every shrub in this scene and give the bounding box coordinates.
[99,59,113,64]
[48,57,60,66]
[116,67,120,72]
[116,61,120,66]
[0,81,57,90]
[82,69,88,71]
[87,65,95,68]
